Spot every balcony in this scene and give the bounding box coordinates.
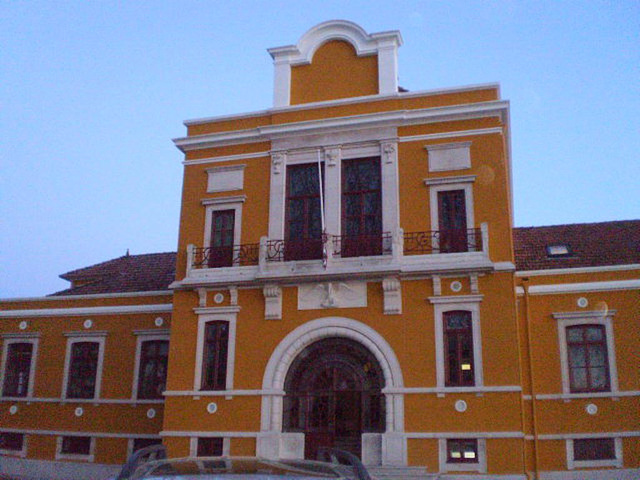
[185,225,489,285]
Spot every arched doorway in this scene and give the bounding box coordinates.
[282,337,385,459]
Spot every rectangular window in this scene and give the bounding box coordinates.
[573,438,615,461]
[285,163,323,261]
[61,436,91,455]
[0,432,24,451]
[438,189,468,253]
[567,325,610,393]
[133,438,162,453]
[201,322,229,391]
[444,311,475,387]
[66,341,100,399]
[2,342,33,397]
[447,439,478,463]
[341,157,382,257]
[197,437,223,457]
[137,340,169,399]
[208,209,235,267]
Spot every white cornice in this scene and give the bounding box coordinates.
[400,127,503,143]
[524,279,639,295]
[0,290,172,303]
[193,306,241,315]
[428,294,484,304]
[0,427,160,439]
[175,101,509,152]
[516,263,640,277]
[424,174,477,186]
[0,304,172,318]
[184,151,270,167]
[201,195,247,206]
[182,83,501,126]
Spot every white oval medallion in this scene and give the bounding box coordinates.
[74,407,84,417]
[586,403,598,415]
[207,402,218,414]
[454,400,467,412]
[154,317,164,327]
[214,293,225,304]
[147,408,156,419]
[83,319,93,329]
[577,297,588,308]
[19,321,28,330]
[450,281,463,292]
[9,405,18,415]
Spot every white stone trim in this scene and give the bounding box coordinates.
[400,127,503,143]
[131,332,170,401]
[183,151,270,166]
[161,430,258,438]
[0,431,27,457]
[0,396,163,404]
[535,390,640,401]
[522,279,640,295]
[193,311,237,392]
[516,264,640,277]
[61,334,106,401]
[55,435,95,462]
[206,164,246,193]
[267,20,402,106]
[566,437,623,470]
[555,311,618,396]
[0,304,172,318]
[189,436,231,456]
[438,437,487,473]
[0,335,39,398]
[202,198,244,259]
[1,426,160,439]
[174,101,510,152]
[430,295,484,391]
[183,83,501,127]
[407,431,523,439]
[537,431,640,440]
[424,174,477,186]
[0,290,172,302]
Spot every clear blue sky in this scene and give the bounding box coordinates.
[1,1,638,297]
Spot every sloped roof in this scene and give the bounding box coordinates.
[514,220,640,271]
[52,252,176,296]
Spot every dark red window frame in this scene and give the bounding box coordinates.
[446,438,479,463]
[209,209,235,267]
[444,311,475,387]
[285,163,323,261]
[437,189,468,253]
[61,435,92,455]
[137,340,169,399]
[566,325,610,393]
[197,437,223,457]
[0,432,24,451]
[66,341,99,399]
[341,156,382,257]
[573,438,616,461]
[201,321,229,391]
[2,342,33,397]
[133,438,162,453]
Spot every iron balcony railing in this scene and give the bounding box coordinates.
[189,227,485,269]
[403,228,482,255]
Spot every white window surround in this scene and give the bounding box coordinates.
[202,195,245,252]
[0,432,27,457]
[189,437,231,456]
[61,332,107,401]
[55,435,95,462]
[566,437,622,470]
[193,307,239,393]
[425,175,476,240]
[553,311,619,396]
[438,438,487,473]
[429,295,484,392]
[131,330,170,401]
[268,137,399,242]
[0,334,39,398]
[206,164,246,193]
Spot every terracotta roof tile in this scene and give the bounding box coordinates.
[51,252,176,296]
[513,220,640,271]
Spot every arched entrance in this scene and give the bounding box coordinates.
[282,337,385,459]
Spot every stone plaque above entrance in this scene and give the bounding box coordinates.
[298,281,367,310]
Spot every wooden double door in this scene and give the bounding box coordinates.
[283,338,385,459]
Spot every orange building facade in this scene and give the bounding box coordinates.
[1,21,638,480]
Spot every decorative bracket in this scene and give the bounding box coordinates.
[383,277,402,315]
[263,285,282,320]
[271,152,286,175]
